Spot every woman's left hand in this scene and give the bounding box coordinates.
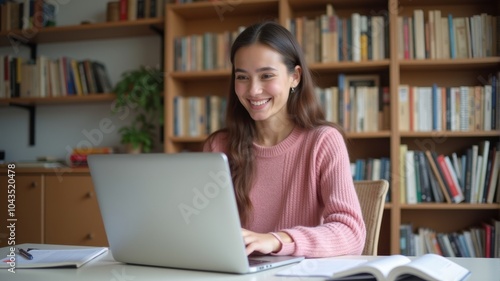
[241,228,282,255]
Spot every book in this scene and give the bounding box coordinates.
[276,253,470,281]
[92,62,113,93]
[413,9,426,59]
[486,147,500,203]
[417,151,432,202]
[398,85,410,131]
[1,247,108,269]
[436,154,465,203]
[422,151,451,203]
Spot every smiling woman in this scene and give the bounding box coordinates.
[233,43,301,131]
[203,21,366,259]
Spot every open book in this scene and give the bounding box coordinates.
[1,247,108,269]
[277,254,471,281]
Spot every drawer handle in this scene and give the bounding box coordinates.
[87,233,94,240]
[30,182,37,188]
[86,192,94,198]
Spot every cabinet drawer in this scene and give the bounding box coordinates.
[0,174,43,247]
[44,175,108,246]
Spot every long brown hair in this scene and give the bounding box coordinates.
[205,21,345,225]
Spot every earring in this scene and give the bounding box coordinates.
[290,87,295,94]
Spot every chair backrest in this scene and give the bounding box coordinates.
[353,179,389,256]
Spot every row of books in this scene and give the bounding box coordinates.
[400,223,500,258]
[286,4,388,63]
[116,0,166,21]
[0,55,113,99]
[351,157,391,182]
[173,95,227,137]
[316,83,390,133]
[351,157,391,202]
[398,81,500,132]
[400,141,500,205]
[397,10,498,60]
[68,146,114,168]
[0,0,55,32]
[338,74,390,132]
[173,27,245,71]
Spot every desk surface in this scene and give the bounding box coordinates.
[1,244,499,281]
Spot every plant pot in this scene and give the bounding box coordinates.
[126,144,142,154]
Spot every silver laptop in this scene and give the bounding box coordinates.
[88,152,304,274]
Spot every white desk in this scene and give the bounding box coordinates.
[1,244,499,281]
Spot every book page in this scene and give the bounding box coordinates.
[276,258,367,277]
[387,254,471,281]
[332,255,411,280]
[1,247,108,268]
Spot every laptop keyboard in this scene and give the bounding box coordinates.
[248,259,270,265]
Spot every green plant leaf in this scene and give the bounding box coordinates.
[112,66,163,153]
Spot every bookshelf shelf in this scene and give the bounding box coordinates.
[171,136,208,143]
[399,57,500,70]
[346,131,392,139]
[401,203,500,210]
[169,0,279,19]
[398,0,494,7]
[287,0,387,10]
[169,70,231,80]
[0,18,164,47]
[309,60,391,73]
[2,94,116,105]
[400,131,500,138]
[171,132,393,144]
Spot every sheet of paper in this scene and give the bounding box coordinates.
[276,258,367,277]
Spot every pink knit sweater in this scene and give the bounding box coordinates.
[204,126,366,258]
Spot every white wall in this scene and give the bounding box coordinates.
[0,0,163,162]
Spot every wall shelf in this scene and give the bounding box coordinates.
[1,17,165,146]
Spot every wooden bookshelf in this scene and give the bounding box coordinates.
[164,0,500,256]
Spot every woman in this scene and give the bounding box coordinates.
[204,21,365,258]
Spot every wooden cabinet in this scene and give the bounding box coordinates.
[45,174,108,247]
[0,174,43,246]
[0,168,107,247]
[163,0,500,255]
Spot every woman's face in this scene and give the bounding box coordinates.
[233,43,300,123]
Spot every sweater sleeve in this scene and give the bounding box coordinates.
[274,127,366,257]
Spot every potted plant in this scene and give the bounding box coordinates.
[112,66,164,153]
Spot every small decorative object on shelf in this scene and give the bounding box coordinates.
[107,1,120,22]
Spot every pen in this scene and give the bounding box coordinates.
[19,248,33,260]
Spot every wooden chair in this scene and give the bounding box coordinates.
[354,179,389,256]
